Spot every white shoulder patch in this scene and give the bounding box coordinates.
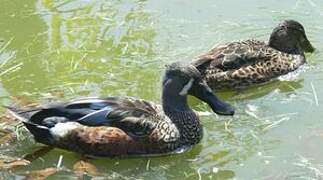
[50,122,81,139]
[179,78,194,96]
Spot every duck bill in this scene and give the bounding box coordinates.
[301,35,315,53]
[202,90,235,116]
[190,81,234,116]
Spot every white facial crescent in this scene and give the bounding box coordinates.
[179,78,194,96]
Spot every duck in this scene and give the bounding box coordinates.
[5,63,234,157]
[191,20,315,89]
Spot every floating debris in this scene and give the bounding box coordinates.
[262,117,290,132]
[212,150,230,161]
[0,62,23,77]
[25,167,59,180]
[24,155,63,179]
[0,155,30,170]
[73,160,98,177]
[311,82,319,106]
[56,155,63,169]
[246,104,258,112]
[0,129,16,146]
[0,37,14,55]
[212,167,219,173]
[49,90,65,98]
[24,146,54,162]
[0,112,26,144]
[11,95,38,107]
[195,111,212,116]
[0,113,19,124]
[197,168,202,180]
[224,119,233,132]
[146,159,150,171]
[294,155,323,179]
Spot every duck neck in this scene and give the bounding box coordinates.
[162,89,203,145]
[269,41,304,55]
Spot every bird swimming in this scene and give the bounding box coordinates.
[192,20,315,89]
[6,63,234,157]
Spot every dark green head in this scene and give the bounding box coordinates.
[269,20,314,54]
[163,62,234,115]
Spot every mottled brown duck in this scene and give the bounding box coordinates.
[192,20,315,89]
[5,63,234,157]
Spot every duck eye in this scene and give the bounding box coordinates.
[291,27,304,33]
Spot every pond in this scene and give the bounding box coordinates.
[0,0,323,179]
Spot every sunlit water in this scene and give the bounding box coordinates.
[0,0,323,179]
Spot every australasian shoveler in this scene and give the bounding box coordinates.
[192,20,315,89]
[6,63,234,157]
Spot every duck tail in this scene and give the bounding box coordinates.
[4,105,54,145]
[22,121,54,145]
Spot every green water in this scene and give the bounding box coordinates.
[0,0,323,179]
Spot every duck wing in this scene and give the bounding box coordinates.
[193,40,271,71]
[8,97,163,138]
[86,97,163,137]
[191,40,305,89]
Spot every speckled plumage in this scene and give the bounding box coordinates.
[193,39,305,89]
[192,20,314,89]
[7,97,183,156]
[7,64,234,157]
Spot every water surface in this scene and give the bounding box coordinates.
[1,0,323,179]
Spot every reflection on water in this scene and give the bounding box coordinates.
[1,0,323,179]
[1,0,159,101]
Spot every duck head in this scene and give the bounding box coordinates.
[268,20,314,54]
[163,63,234,115]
